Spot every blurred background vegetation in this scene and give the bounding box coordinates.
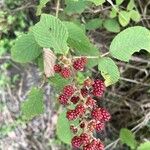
[0,0,150,150]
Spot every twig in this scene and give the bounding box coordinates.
[7,3,35,13]
[55,0,60,17]
[0,56,11,60]
[120,77,150,87]
[131,56,150,64]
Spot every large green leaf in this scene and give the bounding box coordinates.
[21,88,44,120]
[65,0,87,14]
[138,142,150,150]
[120,128,137,149]
[49,74,71,93]
[32,14,69,54]
[110,26,150,62]
[64,22,100,67]
[98,57,120,86]
[11,33,42,63]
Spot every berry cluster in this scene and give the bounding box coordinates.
[54,57,111,150]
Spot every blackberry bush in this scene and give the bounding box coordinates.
[10,1,150,149]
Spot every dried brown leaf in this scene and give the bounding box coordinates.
[43,48,56,78]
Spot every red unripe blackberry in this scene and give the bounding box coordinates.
[83,143,94,150]
[71,136,82,148]
[87,120,96,132]
[73,57,87,70]
[54,64,62,73]
[58,94,68,105]
[100,108,111,122]
[91,108,103,121]
[70,96,80,104]
[60,67,71,78]
[80,133,90,146]
[81,88,88,97]
[92,80,105,97]
[66,110,78,121]
[86,97,96,108]
[63,85,75,97]
[96,122,105,132]
[92,140,104,150]
[75,104,85,116]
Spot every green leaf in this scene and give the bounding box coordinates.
[110,26,150,62]
[11,33,42,63]
[120,128,137,149]
[32,14,69,54]
[65,0,87,15]
[64,21,100,68]
[130,10,141,22]
[127,0,135,11]
[115,0,124,5]
[76,72,86,85]
[103,18,120,33]
[109,8,118,18]
[138,142,150,150]
[36,0,50,16]
[98,57,120,86]
[56,111,79,144]
[87,0,105,6]
[118,11,130,27]
[85,18,103,30]
[35,54,44,72]
[21,88,44,120]
[49,74,71,93]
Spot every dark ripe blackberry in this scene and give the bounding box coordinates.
[54,64,62,73]
[80,122,85,129]
[70,96,80,104]
[81,88,88,97]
